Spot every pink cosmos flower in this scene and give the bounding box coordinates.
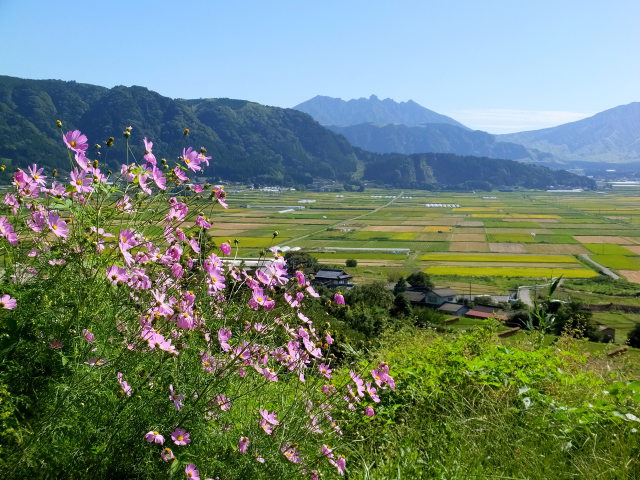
[371,362,396,390]
[48,259,66,266]
[215,394,231,411]
[4,194,19,214]
[318,363,332,379]
[151,166,166,190]
[185,464,200,480]
[195,216,212,229]
[365,406,375,417]
[74,151,90,171]
[143,137,157,166]
[161,447,175,462]
[70,168,93,194]
[0,217,18,245]
[117,372,132,397]
[49,339,64,349]
[0,294,17,310]
[213,186,228,208]
[281,444,302,464]
[171,428,191,446]
[144,430,165,444]
[334,292,345,305]
[27,164,47,186]
[116,195,134,214]
[63,130,88,153]
[238,436,250,453]
[366,382,380,402]
[220,242,231,255]
[84,357,106,367]
[46,212,69,239]
[106,265,128,285]
[169,384,186,410]
[82,329,95,344]
[174,166,189,182]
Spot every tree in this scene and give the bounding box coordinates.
[406,272,433,291]
[628,324,640,348]
[345,259,358,268]
[284,251,319,276]
[393,277,408,295]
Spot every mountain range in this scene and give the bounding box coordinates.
[0,75,593,190]
[294,96,640,167]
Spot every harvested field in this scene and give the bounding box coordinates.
[527,244,588,254]
[624,246,640,255]
[489,243,527,253]
[423,226,453,232]
[504,218,558,223]
[574,236,638,244]
[451,233,486,242]
[362,225,424,232]
[450,242,489,252]
[420,254,579,263]
[619,271,640,283]
[457,221,484,227]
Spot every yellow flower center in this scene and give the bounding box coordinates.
[185,158,191,164]
[70,140,77,147]
[52,225,58,230]
[153,431,159,435]
[177,435,183,441]
[76,179,82,185]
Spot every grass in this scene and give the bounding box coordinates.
[590,254,640,270]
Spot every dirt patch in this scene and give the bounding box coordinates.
[452,233,486,242]
[362,225,424,232]
[457,221,484,227]
[527,244,588,254]
[486,228,553,234]
[624,245,640,255]
[450,242,489,252]
[489,243,527,253]
[619,271,640,284]
[574,236,637,244]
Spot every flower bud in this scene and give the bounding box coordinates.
[106,137,115,147]
[52,169,58,178]
[200,146,207,153]
[56,120,62,128]
[183,128,190,136]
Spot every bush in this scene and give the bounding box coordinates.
[0,127,395,478]
[345,259,357,268]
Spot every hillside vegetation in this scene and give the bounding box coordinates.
[0,75,593,190]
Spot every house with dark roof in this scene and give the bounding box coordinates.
[313,269,353,288]
[437,302,468,316]
[425,287,458,307]
[400,290,427,305]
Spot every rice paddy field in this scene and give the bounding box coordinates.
[202,187,640,285]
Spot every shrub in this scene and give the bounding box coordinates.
[0,126,395,478]
[345,259,357,268]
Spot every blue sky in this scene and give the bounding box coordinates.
[1,0,638,133]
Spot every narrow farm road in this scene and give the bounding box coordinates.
[284,192,404,246]
[580,254,620,280]
[517,277,565,308]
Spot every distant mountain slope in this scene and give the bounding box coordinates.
[500,103,640,163]
[293,94,467,128]
[0,75,592,190]
[328,123,553,162]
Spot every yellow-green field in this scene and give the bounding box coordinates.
[199,187,640,284]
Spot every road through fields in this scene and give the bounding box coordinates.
[284,192,404,246]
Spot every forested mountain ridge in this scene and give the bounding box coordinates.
[328,122,554,163]
[0,75,593,190]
